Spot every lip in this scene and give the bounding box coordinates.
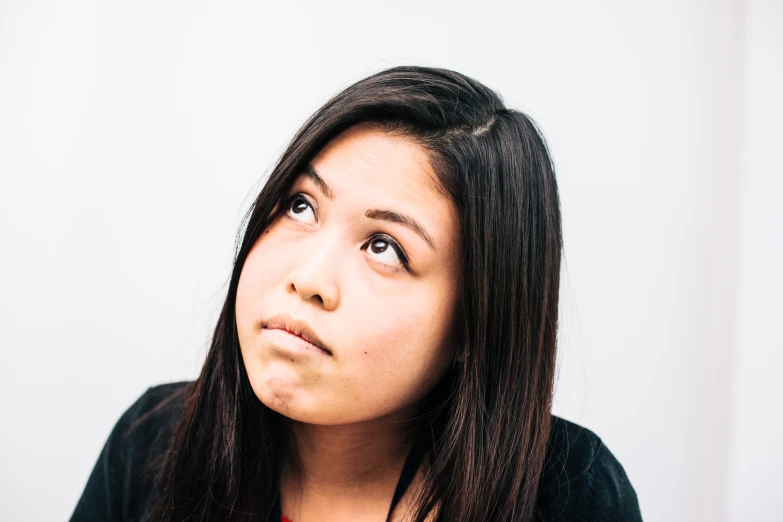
[262,314,333,356]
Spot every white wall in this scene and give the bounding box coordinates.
[0,1,776,521]
[726,1,783,521]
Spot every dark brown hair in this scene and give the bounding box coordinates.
[146,65,562,522]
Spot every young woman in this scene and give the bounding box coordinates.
[70,66,643,522]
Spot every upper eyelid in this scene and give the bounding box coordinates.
[285,189,312,203]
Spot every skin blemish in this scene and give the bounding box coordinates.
[263,375,297,414]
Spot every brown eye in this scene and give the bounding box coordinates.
[364,235,409,269]
[284,194,316,223]
[370,239,388,254]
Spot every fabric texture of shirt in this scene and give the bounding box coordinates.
[69,381,644,521]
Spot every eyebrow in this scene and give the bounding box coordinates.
[303,164,437,251]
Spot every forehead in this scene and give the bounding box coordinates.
[312,124,440,197]
[303,124,459,253]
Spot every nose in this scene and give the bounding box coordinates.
[286,231,341,310]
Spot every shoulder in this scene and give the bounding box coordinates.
[110,380,192,461]
[536,415,643,521]
[117,381,193,487]
[70,381,194,522]
[122,381,192,441]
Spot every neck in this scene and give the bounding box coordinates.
[287,416,416,491]
[279,409,421,520]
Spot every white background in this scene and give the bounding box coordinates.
[1,1,781,521]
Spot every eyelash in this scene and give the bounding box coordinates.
[281,193,411,271]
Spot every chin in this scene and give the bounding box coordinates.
[247,366,323,423]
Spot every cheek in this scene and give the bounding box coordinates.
[236,245,265,326]
[237,225,288,300]
[235,233,287,340]
[339,293,456,411]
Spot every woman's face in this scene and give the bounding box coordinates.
[235,124,461,425]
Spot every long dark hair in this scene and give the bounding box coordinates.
[146,65,562,522]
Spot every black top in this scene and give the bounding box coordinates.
[69,382,643,521]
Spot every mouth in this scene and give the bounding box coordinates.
[262,314,333,356]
